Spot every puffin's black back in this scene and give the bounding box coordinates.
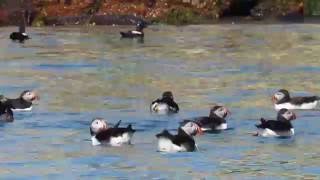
[290,96,320,105]
[6,98,32,110]
[256,118,292,131]
[95,124,135,142]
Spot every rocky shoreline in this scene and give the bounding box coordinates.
[0,0,308,26]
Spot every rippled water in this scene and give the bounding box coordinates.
[0,24,320,179]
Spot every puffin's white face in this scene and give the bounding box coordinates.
[272,92,285,103]
[281,110,296,121]
[181,122,202,136]
[21,91,40,102]
[0,95,7,103]
[90,118,108,134]
[214,106,230,118]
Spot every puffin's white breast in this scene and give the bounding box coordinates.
[152,103,169,114]
[109,132,133,146]
[91,132,133,146]
[12,107,33,112]
[157,138,185,152]
[215,123,228,130]
[258,128,294,137]
[91,136,101,146]
[275,101,319,110]
[131,31,142,35]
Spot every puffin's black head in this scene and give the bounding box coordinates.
[136,21,147,31]
[277,108,296,121]
[20,90,40,102]
[209,105,230,119]
[162,91,174,100]
[272,89,290,104]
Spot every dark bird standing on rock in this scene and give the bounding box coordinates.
[10,10,30,43]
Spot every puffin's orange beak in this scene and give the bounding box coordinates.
[271,95,277,103]
[226,108,231,116]
[196,126,203,136]
[291,113,297,121]
[31,91,40,101]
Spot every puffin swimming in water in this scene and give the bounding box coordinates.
[150,91,179,114]
[2,90,40,112]
[10,10,30,43]
[272,89,320,111]
[180,105,231,132]
[120,21,147,38]
[0,96,14,122]
[156,121,202,153]
[255,108,296,137]
[90,118,136,146]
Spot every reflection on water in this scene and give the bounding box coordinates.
[0,24,320,178]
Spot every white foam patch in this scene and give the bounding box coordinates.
[12,106,32,112]
[22,33,28,36]
[275,101,319,110]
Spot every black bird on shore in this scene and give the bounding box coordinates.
[120,21,147,38]
[10,10,30,43]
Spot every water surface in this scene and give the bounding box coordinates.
[0,24,320,179]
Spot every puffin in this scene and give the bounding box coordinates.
[180,105,231,132]
[255,108,296,137]
[10,10,30,43]
[0,96,14,122]
[3,90,40,112]
[156,121,202,152]
[272,89,320,110]
[90,118,136,146]
[150,91,179,114]
[120,21,147,38]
